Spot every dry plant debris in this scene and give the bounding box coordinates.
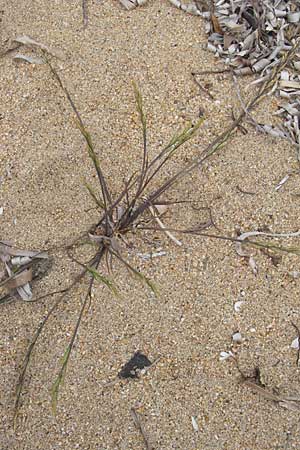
[242,376,300,413]
[0,241,50,303]
[221,354,300,412]
[119,0,300,160]
[0,35,64,61]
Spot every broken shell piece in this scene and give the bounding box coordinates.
[234,300,244,312]
[119,0,146,9]
[249,256,258,275]
[219,351,234,361]
[191,416,199,432]
[291,337,300,349]
[289,271,300,279]
[232,332,242,344]
[118,351,152,379]
[275,174,289,191]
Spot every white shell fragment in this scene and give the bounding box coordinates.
[249,256,258,275]
[232,332,242,343]
[234,300,244,312]
[191,416,199,432]
[219,351,234,361]
[289,271,300,279]
[275,174,289,191]
[291,337,300,350]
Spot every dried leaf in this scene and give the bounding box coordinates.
[4,267,33,290]
[13,53,44,64]
[279,80,300,90]
[211,14,223,35]
[243,380,300,411]
[12,35,64,59]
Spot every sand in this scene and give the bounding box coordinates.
[1,1,300,449]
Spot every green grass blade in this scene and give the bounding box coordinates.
[77,121,112,211]
[132,81,146,133]
[129,266,158,296]
[87,266,119,296]
[51,344,71,415]
[84,182,104,209]
[163,118,205,157]
[109,250,158,296]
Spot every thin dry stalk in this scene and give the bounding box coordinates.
[130,407,153,450]
[242,379,300,412]
[82,0,88,28]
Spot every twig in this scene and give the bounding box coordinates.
[192,73,214,100]
[82,0,88,28]
[130,407,153,450]
[236,185,256,195]
[231,72,264,133]
[242,379,300,411]
[191,68,231,76]
[148,203,182,247]
[0,287,68,305]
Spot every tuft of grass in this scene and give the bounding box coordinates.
[13,42,300,423]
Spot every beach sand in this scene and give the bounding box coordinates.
[1,1,300,448]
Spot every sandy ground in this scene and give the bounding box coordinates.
[1,1,300,449]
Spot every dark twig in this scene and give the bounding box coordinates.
[192,68,231,76]
[82,0,88,28]
[236,185,256,195]
[192,72,215,100]
[0,287,68,306]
